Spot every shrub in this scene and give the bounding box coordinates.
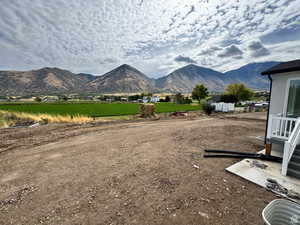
[220,94,238,103]
[35,96,42,102]
[202,103,215,115]
[174,93,192,104]
[165,96,171,102]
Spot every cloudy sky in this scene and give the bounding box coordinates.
[0,0,300,77]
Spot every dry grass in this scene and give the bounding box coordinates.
[0,111,9,128]
[0,110,93,125]
[0,110,137,128]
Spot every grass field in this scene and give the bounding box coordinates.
[0,102,200,117]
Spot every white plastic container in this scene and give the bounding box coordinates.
[262,199,300,225]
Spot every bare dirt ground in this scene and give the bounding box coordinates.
[0,112,276,225]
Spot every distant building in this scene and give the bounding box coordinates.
[42,96,59,102]
[150,96,160,103]
[207,95,222,104]
[142,97,149,103]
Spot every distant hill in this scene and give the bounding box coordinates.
[0,62,280,95]
[224,61,280,90]
[86,64,156,93]
[0,67,96,95]
[156,64,228,93]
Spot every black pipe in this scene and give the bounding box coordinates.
[203,154,282,162]
[264,74,273,144]
[205,149,260,156]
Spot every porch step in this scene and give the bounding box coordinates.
[287,168,300,179]
[292,149,300,157]
[287,152,300,179]
[288,161,300,171]
[270,137,285,145]
[290,155,300,163]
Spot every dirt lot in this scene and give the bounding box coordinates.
[0,112,276,225]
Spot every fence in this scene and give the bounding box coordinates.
[212,103,235,112]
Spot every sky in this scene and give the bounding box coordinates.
[0,0,300,78]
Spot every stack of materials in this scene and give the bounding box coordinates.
[140,104,155,118]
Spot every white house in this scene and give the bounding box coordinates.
[262,59,300,178]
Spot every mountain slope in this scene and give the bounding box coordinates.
[224,61,280,90]
[0,61,282,95]
[0,67,96,95]
[156,64,228,92]
[87,64,156,93]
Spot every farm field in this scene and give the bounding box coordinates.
[0,102,200,117]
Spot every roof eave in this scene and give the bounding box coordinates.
[261,67,300,75]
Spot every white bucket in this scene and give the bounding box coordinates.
[262,199,300,225]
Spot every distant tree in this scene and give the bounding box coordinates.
[165,96,171,102]
[60,95,68,101]
[225,83,254,103]
[35,96,42,102]
[114,96,121,101]
[96,95,105,101]
[174,93,184,104]
[141,92,152,98]
[128,94,140,101]
[183,97,192,104]
[173,93,192,104]
[202,103,215,115]
[220,94,238,103]
[192,84,209,103]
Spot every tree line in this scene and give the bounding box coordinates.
[190,83,254,104]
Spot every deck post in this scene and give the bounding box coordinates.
[265,114,273,155]
[267,114,273,140]
[281,142,290,176]
[265,142,272,156]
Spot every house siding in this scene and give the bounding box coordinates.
[269,71,300,116]
[268,71,300,154]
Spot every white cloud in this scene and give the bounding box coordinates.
[0,0,299,76]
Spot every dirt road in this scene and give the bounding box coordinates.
[0,112,275,225]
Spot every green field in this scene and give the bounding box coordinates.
[0,102,200,117]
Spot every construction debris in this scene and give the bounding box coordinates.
[266,178,300,201]
[192,164,200,169]
[29,123,40,128]
[266,178,288,194]
[170,111,187,117]
[250,160,268,169]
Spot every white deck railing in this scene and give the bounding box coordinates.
[268,115,298,140]
[282,118,300,175]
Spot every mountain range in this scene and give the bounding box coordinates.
[0,62,279,95]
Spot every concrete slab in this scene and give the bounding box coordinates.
[226,150,300,202]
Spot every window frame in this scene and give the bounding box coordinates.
[283,77,300,117]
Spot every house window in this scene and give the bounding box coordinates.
[287,79,300,117]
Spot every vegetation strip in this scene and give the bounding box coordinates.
[0,102,200,117]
